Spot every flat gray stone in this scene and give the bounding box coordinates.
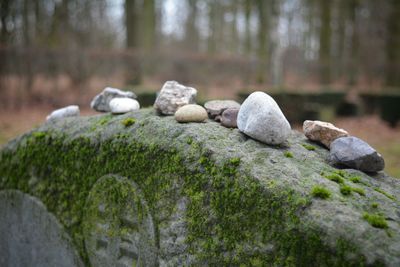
[46,105,80,122]
[91,87,137,112]
[221,108,239,128]
[329,136,385,172]
[110,98,140,114]
[0,190,83,267]
[154,81,197,115]
[204,100,240,119]
[237,91,291,145]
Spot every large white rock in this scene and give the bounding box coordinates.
[109,98,140,114]
[154,81,197,115]
[46,105,80,122]
[91,87,137,112]
[237,91,291,145]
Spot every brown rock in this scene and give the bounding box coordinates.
[175,104,208,123]
[221,108,239,128]
[204,100,240,119]
[303,120,349,148]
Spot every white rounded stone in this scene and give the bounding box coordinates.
[175,104,208,123]
[237,91,291,145]
[109,98,140,114]
[46,105,80,122]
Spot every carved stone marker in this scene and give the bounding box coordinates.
[0,190,83,267]
[83,175,158,267]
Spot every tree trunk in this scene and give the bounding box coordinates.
[385,0,400,87]
[125,0,138,48]
[318,0,331,85]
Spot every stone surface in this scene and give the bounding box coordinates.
[174,104,207,123]
[1,108,399,266]
[109,98,140,114]
[46,105,79,122]
[330,136,385,172]
[237,91,291,145]
[91,87,137,112]
[204,100,241,119]
[220,108,239,128]
[84,175,158,267]
[303,120,349,148]
[154,81,197,115]
[0,190,83,267]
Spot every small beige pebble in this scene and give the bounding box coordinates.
[175,104,208,123]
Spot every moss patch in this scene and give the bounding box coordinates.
[302,144,316,151]
[284,151,293,158]
[363,213,388,229]
[121,117,136,127]
[311,186,331,199]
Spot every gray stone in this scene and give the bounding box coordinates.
[175,104,207,123]
[154,81,197,115]
[204,100,241,119]
[84,175,158,267]
[46,105,79,122]
[329,136,385,172]
[0,190,83,267]
[303,120,349,148]
[237,91,291,145]
[220,108,239,128]
[1,108,400,266]
[91,87,137,112]
[110,98,140,114]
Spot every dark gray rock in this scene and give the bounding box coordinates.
[330,136,385,172]
[220,108,239,128]
[154,81,197,115]
[204,100,240,119]
[91,87,137,112]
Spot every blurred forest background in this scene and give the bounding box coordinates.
[0,0,399,176]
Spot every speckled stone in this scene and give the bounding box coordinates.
[154,81,197,115]
[303,120,349,148]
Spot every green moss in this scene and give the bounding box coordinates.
[302,144,316,151]
[363,213,388,229]
[32,131,46,138]
[121,118,136,127]
[351,187,365,196]
[340,185,352,196]
[311,185,331,199]
[374,188,396,201]
[229,157,241,166]
[371,202,379,209]
[349,176,361,183]
[324,173,344,184]
[284,151,293,158]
